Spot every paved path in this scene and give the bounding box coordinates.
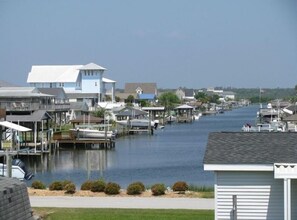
[30,196,214,210]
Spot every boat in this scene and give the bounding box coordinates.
[70,128,115,139]
[166,115,176,124]
[0,159,34,180]
[193,113,202,120]
[242,121,285,132]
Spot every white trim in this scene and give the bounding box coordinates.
[0,121,32,132]
[274,163,297,179]
[284,178,291,220]
[214,172,218,220]
[204,164,273,171]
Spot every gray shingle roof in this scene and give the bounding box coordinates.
[203,132,297,165]
[6,110,52,122]
[124,83,157,94]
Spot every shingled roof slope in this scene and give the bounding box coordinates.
[204,132,297,165]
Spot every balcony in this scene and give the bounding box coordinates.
[0,101,70,112]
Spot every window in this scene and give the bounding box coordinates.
[95,82,97,86]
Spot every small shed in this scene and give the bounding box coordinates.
[175,104,194,123]
[204,132,297,220]
[142,106,165,125]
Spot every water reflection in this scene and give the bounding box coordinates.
[23,105,258,188]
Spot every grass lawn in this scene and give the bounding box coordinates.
[33,208,214,220]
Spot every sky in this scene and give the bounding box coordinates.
[0,0,297,89]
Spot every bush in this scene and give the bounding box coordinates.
[64,183,76,194]
[104,182,121,195]
[81,180,94,191]
[151,183,166,196]
[132,181,145,192]
[91,179,106,192]
[31,180,46,189]
[172,181,189,192]
[49,181,63,191]
[127,182,145,195]
[61,180,73,190]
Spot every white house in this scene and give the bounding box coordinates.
[27,63,116,105]
[204,132,297,220]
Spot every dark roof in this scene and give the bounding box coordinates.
[116,107,147,117]
[70,115,103,124]
[184,89,194,97]
[69,102,89,111]
[6,110,52,122]
[203,132,297,165]
[283,114,297,122]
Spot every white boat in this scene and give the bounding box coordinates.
[242,122,285,132]
[70,128,115,139]
[166,115,176,124]
[116,118,156,128]
[0,159,34,180]
[193,113,202,120]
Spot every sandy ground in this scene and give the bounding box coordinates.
[27,188,203,198]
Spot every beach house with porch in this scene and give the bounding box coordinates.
[27,62,116,107]
[204,132,297,220]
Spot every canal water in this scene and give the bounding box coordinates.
[24,105,258,188]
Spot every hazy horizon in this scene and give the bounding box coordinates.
[1,0,296,89]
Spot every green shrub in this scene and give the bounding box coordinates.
[127,183,144,195]
[31,180,46,189]
[91,179,106,192]
[81,180,94,191]
[131,181,145,192]
[64,183,76,194]
[104,182,121,195]
[172,181,189,192]
[151,183,166,196]
[49,181,63,191]
[61,180,73,189]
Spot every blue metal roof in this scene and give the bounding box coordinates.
[138,94,155,100]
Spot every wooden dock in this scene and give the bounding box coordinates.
[53,131,116,149]
[54,138,115,149]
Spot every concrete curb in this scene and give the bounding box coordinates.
[30,196,214,210]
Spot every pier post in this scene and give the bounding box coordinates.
[6,150,12,178]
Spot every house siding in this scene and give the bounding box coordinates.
[215,171,283,220]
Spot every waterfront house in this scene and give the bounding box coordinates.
[114,106,148,121]
[119,83,158,103]
[204,132,297,220]
[0,87,70,126]
[175,87,196,101]
[27,62,116,106]
[0,87,54,113]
